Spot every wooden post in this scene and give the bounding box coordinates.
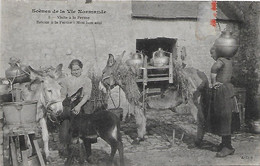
[180,132,185,141]
[169,53,173,83]
[10,138,18,166]
[3,133,10,166]
[142,55,148,115]
[21,150,29,166]
[172,129,175,146]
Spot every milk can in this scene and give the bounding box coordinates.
[5,58,30,84]
[126,52,144,67]
[214,30,239,58]
[151,48,169,67]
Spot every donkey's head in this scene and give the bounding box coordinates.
[101,51,126,89]
[101,51,142,105]
[63,87,83,110]
[28,64,64,116]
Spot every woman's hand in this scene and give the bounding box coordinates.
[72,104,81,115]
[213,82,223,89]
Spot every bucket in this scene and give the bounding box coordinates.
[1,101,37,125]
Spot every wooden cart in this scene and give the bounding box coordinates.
[136,53,174,110]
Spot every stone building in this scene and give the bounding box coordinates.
[0,1,248,165]
[1,0,241,110]
[1,1,240,77]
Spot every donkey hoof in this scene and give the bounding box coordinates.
[131,137,144,145]
[45,158,51,165]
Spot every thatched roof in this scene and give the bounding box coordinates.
[132,1,240,21]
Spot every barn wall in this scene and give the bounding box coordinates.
[1,1,239,77]
[1,1,240,111]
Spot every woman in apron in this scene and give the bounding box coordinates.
[209,46,236,157]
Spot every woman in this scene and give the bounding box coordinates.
[61,59,92,115]
[60,59,96,157]
[209,46,236,157]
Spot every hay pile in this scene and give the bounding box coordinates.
[172,60,194,101]
[88,68,108,109]
[114,62,141,105]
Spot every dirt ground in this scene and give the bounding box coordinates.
[48,109,260,166]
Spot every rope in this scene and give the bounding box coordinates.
[108,87,121,109]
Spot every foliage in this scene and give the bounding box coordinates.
[89,74,108,109]
[172,60,193,101]
[221,2,260,119]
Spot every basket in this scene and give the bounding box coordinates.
[1,101,37,125]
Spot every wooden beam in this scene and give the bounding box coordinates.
[10,138,18,166]
[33,140,45,166]
[21,150,29,166]
[169,53,173,83]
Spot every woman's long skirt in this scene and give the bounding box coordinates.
[207,83,236,136]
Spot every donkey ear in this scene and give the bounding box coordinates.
[53,64,63,79]
[71,87,83,102]
[107,54,116,67]
[76,87,83,97]
[117,51,126,63]
[28,66,46,80]
[121,50,126,57]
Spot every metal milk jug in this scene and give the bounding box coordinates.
[214,30,239,58]
[152,48,169,67]
[126,52,144,67]
[5,59,30,84]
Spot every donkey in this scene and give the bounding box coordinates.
[62,87,124,166]
[162,66,210,146]
[102,51,210,145]
[101,51,146,144]
[21,64,64,162]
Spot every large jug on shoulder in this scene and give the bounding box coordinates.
[152,48,169,67]
[126,52,144,67]
[214,30,239,58]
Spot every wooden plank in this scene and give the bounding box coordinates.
[147,73,168,77]
[21,150,29,166]
[147,65,169,69]
[169,53,173,83]
[136,77,170,82]
[143,55,148,85]
[10,138,19,166]
[148,77,169,82]
[146,88,161,94]
[33,140,45,166]
[3,134,10,166]
[172,129,175,145]
[15,136,22,163]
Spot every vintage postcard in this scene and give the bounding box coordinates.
[1,0,260,166]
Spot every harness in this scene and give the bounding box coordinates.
[39,82,62,124]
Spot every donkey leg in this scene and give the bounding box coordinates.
[117,141,125,166]
[191,93,205,147]
[78,138,86,165]
[108,141,118,166]
[64,146,73,166]
[134,106,146,141]
[39,118,50,161]
[195,108,206,147]
[83,139,92,160]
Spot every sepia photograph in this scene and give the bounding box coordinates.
[0,0,260,165]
